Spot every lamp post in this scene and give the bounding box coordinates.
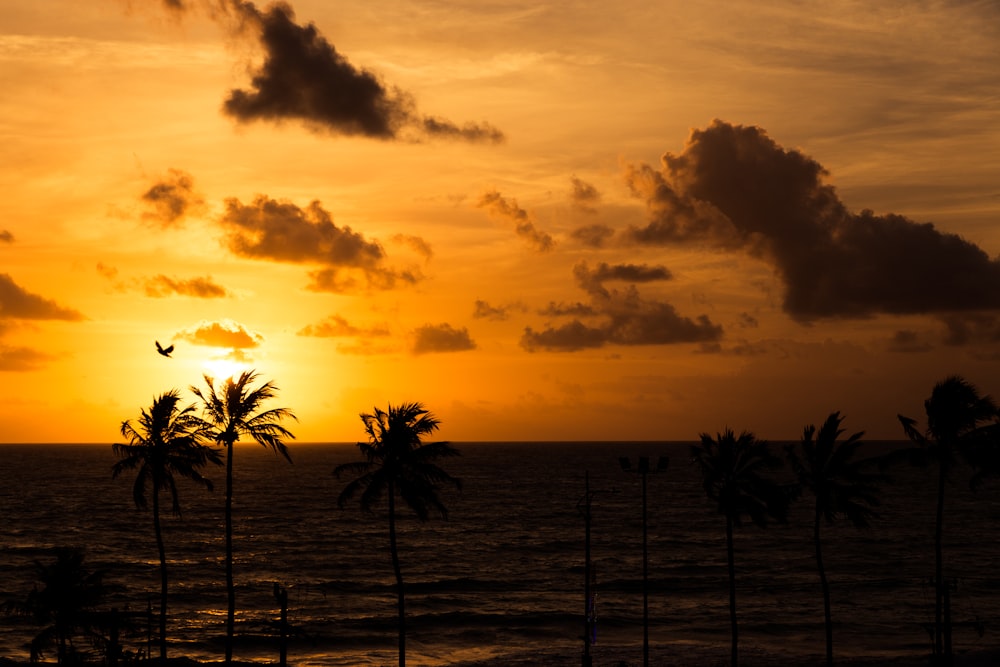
[619,455,668,667]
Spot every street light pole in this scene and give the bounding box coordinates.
[620,455,668,667]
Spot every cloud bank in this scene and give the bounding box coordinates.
[625,119,1000,321]
[0,274,84,321]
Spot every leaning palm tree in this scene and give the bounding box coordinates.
[691,428,791,667]
[334,402,461,667]
[896,376,999,664]
[191,370,296,665]
[786,411,882,667]
[112,389,221,661]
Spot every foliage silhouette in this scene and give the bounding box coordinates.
[112,389,221,661]
[191,370,296,665]
[691,428,791,667]
[786,411,883,667]
[894,376,1000,664]
[334,402,461,667]
[2,548,112,665]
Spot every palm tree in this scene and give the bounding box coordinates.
[112,389,221,661]
[896,376,999,664]
[786,411,882,667]
[691,428,791,667]
[334,402,461,667]
[3,548,110,664]
[190,370,296,665]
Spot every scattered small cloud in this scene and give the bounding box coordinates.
[222,2,503,143]
[176,319,264,348]
[143,275,230,298]
[472,299,525,321]
[297,314,390,338]
[0,230,14,243]
[476,190,555,252]
[888,329,933,353]
[938,312,1000,346]
[141,168,204,227]
[220,195,418,292]
[412,322,476,354]
[624,119,1000,321]
[570,176,601,212]
[738,312,759,329]
[0,274,84,321]
[0,345,54,372]
[391,234,434,261]
[96,263,118,281]
[570,223,615,248]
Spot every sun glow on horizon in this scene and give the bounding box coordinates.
[201,353,251,384]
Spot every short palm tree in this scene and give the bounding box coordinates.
[691,428,791,667]
[112,389,221,661]
[896,376,999,664]
[334,402,461,667]
[3,548,110,664]
[786,411,882,667]
[191,370,296,665]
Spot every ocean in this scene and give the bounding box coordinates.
[1,442,999,666]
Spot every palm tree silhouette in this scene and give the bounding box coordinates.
[896,376,999,664]
[786,411,882,667]
[112,389,221,662]
[691,428,791,667]
[3,548,110,664]
[191,370,296,665]
[334,402,461,667]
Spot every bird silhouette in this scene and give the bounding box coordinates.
[155,341,174,358]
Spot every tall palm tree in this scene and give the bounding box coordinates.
[190,370,296,665]
[691,428,791,667]
[896,376,999,664]
[334,402,461,667]
[786,411,882,667]
[112,389,221,662]
[2,548,110,664]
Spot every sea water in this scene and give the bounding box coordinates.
[1,442,998,665]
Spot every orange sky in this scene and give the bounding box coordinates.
[2,0,999,443]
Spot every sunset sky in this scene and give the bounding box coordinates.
[3,0,999,443]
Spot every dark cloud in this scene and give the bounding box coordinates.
[412,323,476,354]
[0,274,84,321]
[538,301,598,317]
[141,169,203,226]
[570,176,601,212]
[0,345,53,372]
[297,314,390,338]
[220,195,417,292]
[738,312,759,329]
[888,329,933,353]
[521,261,722,352]
[571,224,615,248]
[223,2,503,143]
[938,312,1000,346]
[476,190,555,252]
[0,230,13,243]
[144,275,230,298]
[625,119,1000,321]
[177,319,263,348]
[472,299,525,321]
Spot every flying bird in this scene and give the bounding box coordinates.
[155,341,174,358]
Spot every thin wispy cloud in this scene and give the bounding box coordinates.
[477,190,555,252]
[143,275,230,298]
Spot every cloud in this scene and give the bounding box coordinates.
[888,329,933,353]
[472,299,525,321]
[476,190,555,252]
[220,195,418,292]
[222,2,503,143]
[141,169,204,226]
[570,176,601,212]
[570,224,615,248]
[0,230,13,243]
[412,323,476,354]
[624,119,1000,321]
[937,312,1000,346]
[0,345,54,372]
[391,234,434,261]
[521,261,722,352]
[297,314,390,338]
[0,274,84,321]
[177,319,264,348]
[143,275,230,298]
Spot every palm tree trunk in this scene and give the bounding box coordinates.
[934,460,947,662]
[815,505,832,667]
[225,441,235,666]
[153,487,168,661]
[726,515,738,667]
[388,483,405,667]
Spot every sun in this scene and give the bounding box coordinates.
[201,354,250,382]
